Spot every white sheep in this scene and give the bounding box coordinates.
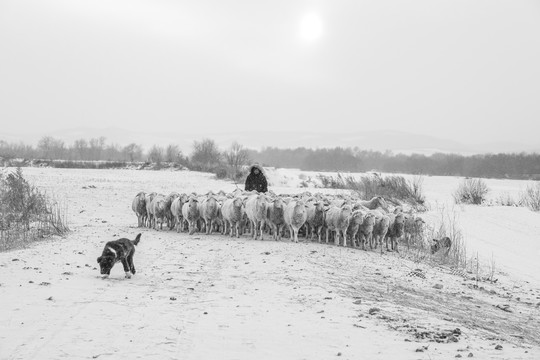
[324,204,352,247]
[284,200,308,243]
[131,192,147,227]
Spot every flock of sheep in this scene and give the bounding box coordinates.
[131,189,427,253]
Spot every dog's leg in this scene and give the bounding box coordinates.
[128,253,136,275]
[121,259,132,278]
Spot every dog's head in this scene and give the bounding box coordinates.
[430,236,451,254]
[97,254,115,276]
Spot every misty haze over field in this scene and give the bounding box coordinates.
[1,1,539,154]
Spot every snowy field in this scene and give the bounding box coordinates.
[0,167,539,360]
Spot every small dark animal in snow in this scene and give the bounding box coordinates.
[431,236,451,255]
[97,233,141,278]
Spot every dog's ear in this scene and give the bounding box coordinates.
[97,256,102,263]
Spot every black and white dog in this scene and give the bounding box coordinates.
[431,236,452,255]
[97,233,141,278]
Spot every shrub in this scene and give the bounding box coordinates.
[521,182,540,211]
[50,160,129,169]
[427,205,467,268]
[318,173,426,210]
[317,174,347,189]
[492,192,521,207]
[0,168,69,251]
[453,178,489,205]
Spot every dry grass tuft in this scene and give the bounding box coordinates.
[0,168,69,251]
[318,173,427,211]
[521,182,540,211]
[453,178,489,205]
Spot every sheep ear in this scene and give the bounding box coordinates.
[97,256,102,263]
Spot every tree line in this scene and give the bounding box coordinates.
[250,147,540,179]
[0,137,250,180]
[1,136,540,180]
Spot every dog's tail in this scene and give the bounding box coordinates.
[132,233,142,246]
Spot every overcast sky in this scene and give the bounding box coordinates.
[1,0,539,147]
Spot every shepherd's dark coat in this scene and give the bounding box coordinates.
[245,165,268,193]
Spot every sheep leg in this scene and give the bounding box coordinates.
[288,225,293,242]
[325,228,330,244]
[225,220,230,236]
[229,221,235,237]
[207,219,212,235]
[250,220,255,239]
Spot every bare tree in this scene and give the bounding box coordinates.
[148,145,164,164]
[37,136,65,160]
[191,138,221,171]
[123,143,143,162]
[165,144,187,163]
[224,141,251,179]
[0,141,35,160]
[89,137,106,160]
[73,139,89,160]
[103,143,122,161]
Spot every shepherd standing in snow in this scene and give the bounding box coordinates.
[244,164,268,193]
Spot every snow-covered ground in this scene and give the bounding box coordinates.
[1,167,539,360]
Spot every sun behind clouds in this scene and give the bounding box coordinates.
[298,12,323,42]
